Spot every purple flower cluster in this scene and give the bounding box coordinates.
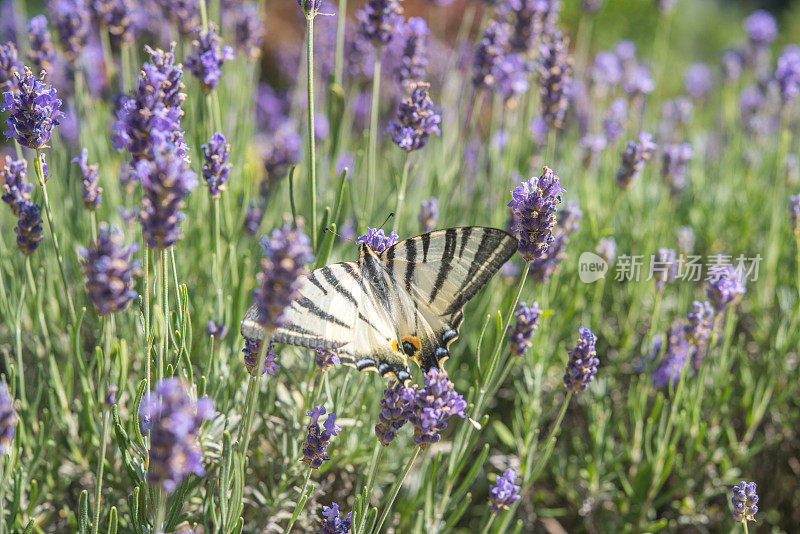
[319,503,351,534]
[253,222,314,331]
[2,67,64,149]
[489,468,521,512]
[135,144,198,250]
[529,200,581,282]
[661,142,692,195]
[509,302,541,357]
[157,0,199,36]
[112,45,187,162]
[580,134,606,168]
[201,132,231,199]
[1,157,31,214]
[0,382,17,455]
[473,20,511,90]
[0,42,22,94]
[388,82,442,152]
[537,30,572,129]
[650,327,691,388]
[375,381,415,446]
[652,248,677,290]
[232,2,264,60]
[357,0,403,46]
[357,228,399,254]
[508,167,565,261]
[419,197,439,233]
[72,148,102,211]
[502,0,557,55]
[743,10,776,49]
[91,0,134,46]
[494,52,530,101]
[186,26,234,93]
[301,406,342,468]
[243,201,263,237]
[242,337,280,376]
[731,481,759,523]
[720,49,744,84]
[79,223,141,315]
[616,132,657,190]
[263,121,301,178]
[685,300,714,346]
[105,384,118,405]
[407,368,467,448]
[206,321,227,339]
[602,98,628,143]
[775,45,800,104]
[50,0,91,62]
[396,17,428,88]
[139,378,215,493]
[706,265,746,312]
[684,63,713,100]
[315,349,341,371]
[563,327,598,393]
[14,200,43,256]
[27,15,56,74]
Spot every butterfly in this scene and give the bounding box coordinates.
[241,227,518,383]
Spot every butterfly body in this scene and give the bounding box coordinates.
[241,227,517,383]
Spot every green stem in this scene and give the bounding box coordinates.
[92,410,110,534]
[372,446,421,534]
[357,440,384,534]
[285,469,313,534]
[13,268,27,407]
[34,149,77,325]
[394,154,412,229]
[366,51,382,216]
[99,29,117,87]
[306,15,318,247]
[144,247,151,393]
[239,332,270,453]
[479,513,497,534]
[530,391,572,481]
[212,198,223,322]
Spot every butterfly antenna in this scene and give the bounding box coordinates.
[324,226,353,242]
[378,212,395,231]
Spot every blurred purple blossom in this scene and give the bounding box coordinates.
[791,194,800,235]
[357,0,403,46]
[388,82,441,152]
[509,301,541,357]
[743,10,776,48]
[580,134,606,168]
[50,0,91,62]
[720,49,744,84]
[207,321,227,339]
[0,42,22,94]
[72,148,103,211]
[616,132,656,190]
[652,248,677,290]
[684,63,713,99]
[706,264,746,312]
[92,0,135,46]
[315,349,340,371]
[186,26,234,93]
[676,226,695,254]
[419,197,439,233]
[0,382,17,455]
[242,337,280,376]
[661,142,692,194]
[775,45,800,104]
[590,51,622,95]
[201,132,231,199]
[14,200,43,256]
[232,2,263,59]
[537,30,572,128]
[596,237,616,264]
[1,157,31,215]
[395,17,428,89]
[79,223,141,315]
[473,20,511,90]
[603,98,627,143]
[27,15,56,74]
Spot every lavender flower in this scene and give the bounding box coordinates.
[407,368,467,448]
[731,481,759,523]
[528,200,581,282]
[375,381,414,446]
[509,302,541,357]
[50,0,91,62]
[315,349,340,371]
[72,148,102,210]
[388,82,441,152]
[357,0,403,46]
[582,0,602,13]
[14,200,43,255]
[2,67,64,149]
[206,321,227,339]
[508,167,565,261]
[503,0,554,55]
[242,337,279,376]
[537,30,572,129]
[186,26,234,93]
[651,248,677,290]
[135,144,197,250]
[253,222,314,331]
[0,383,17,455]
[489,469,521,512]
[0,42,22,94]
[720,49,744,84]
[603,98,627,144]
[743,10,776,49]
[563,327,598,393]
[263,121,301,178]
[494,53,530,101]
[396,17,428,88]
[111,45,187,162]
[79,223,141,315]
[298,0,323,16]
[419,197,438,233]
[27,15,56,74]
[580,134,606,168]
[791,194,800,236]
[706,265,746,312]
[319,503,352,534]
[651,323,693,388]
[775,45,800,104]
[1,157,31,214]
[622,64,655,99]
[616,132,657,190]
[596,237,616,264]
[105,385,118,405]
[201,132,231,199]
[661,142,692,194]
[473,20,510,90]
[301,406,342,468]
[590,51,622,96]
[684,63,713,99]
[91,0,134,46]
[685,300,714,346]
[139,379,215,493]
[157,0,199,36]
[243,201,263,237]
[233,2,264,60]
[357,228,399,254]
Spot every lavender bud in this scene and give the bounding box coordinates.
[105,385,118,406]
[374,381,414,446]
[731,481,759,523]
[27,15,56,74]
[396,17,428,89]
[206,321,227,339]
[242,337,279,376]
[591,51,623,96]
[1,156,31,215]
[684,63,713,100]
[660,142,692,195]
[489,469,521,512]
[0,42,22,94]
[79,223,141,315]
[508,167,565,261]
[509,302,541,357]
[356,0,403,47]
[388,82,442,152]
[357,228,399,254]
[1,67,64,150]
[319,503,352,534]
[186,25,234,94]
[563,327,598,393]
[72,148,103,211]
[15,200,43,256]
[685,300,714,346]
[233,2,264,60]
[651,248,677,290]
[616,132,657,190]
[651,322,692,388]
[419,197,439,233]
[315,349,340,371]
[706,265,746,312]
[602,98,627,144]
[50,0,91,62]
[537,30,572,129]
[775,45,800,104]
[0,383,18,455]
[301,406,342,468]
[580,134,606,168]
[473,20,511,90]
[407,368,467,448]
[91,0,135,47]
[201,132,231,199]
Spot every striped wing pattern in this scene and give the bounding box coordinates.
[240,227,517,383]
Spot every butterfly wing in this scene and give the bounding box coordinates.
[379,227,518,370]
[240,262,412,382]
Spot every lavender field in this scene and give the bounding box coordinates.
[0,0,798,531]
